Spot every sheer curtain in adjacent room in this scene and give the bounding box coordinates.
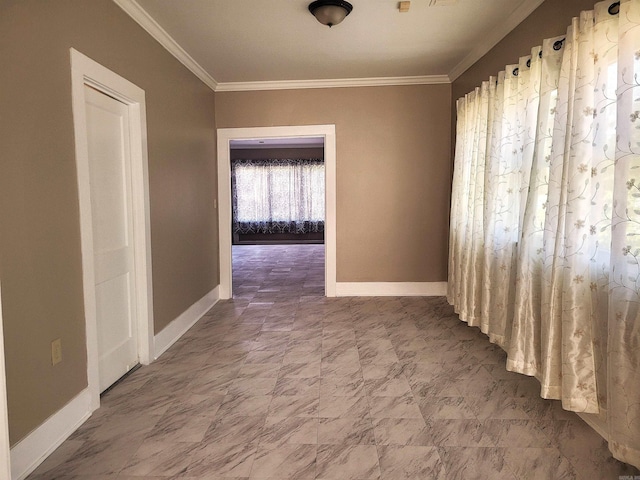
[232,158,325,235]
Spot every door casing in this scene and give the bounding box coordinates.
[217,125,337,298]
[70,48,154,411]
[0,280,12,478]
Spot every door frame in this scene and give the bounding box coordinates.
[70,49,154,411]
[217,125,337,298]
[0,280,11,478]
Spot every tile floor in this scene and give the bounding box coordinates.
[27,245,639,479]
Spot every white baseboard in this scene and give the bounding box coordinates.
[153,286,220,359]
[11,389,92,480]
[335,282,447,297]
[8,286,220,480]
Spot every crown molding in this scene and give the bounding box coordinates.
[113,0,218,91]
[215,75,451,92]
[448,0,545,81]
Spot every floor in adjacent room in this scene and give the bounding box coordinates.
[27,245,639,479]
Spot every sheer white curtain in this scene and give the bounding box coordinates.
[232,159,325,234]
[449,0,640,468]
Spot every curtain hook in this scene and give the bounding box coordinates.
[539,50,543,59]
[608,2,620,15]
[513,67,519,76]
[526,58,531,68]
[553,38,565,51]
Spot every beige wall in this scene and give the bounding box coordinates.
[0,0,217,444]
[452,0,598,102]
[217,85,452,282]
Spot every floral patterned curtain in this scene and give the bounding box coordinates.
[449,0,640,468]
[231,158,325,234]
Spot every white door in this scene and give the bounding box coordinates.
[84,86,138,392]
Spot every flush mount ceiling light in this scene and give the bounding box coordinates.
[308,0,353,27]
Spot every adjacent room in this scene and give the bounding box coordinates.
[1,0,639,478]
[229,137,326,299]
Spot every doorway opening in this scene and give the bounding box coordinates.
[230,136,326,298]
[217,125,337,299]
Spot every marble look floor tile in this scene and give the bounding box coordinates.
[487,419,552,447]
[25,245,640,480]
[320,374,366,397]
[316,444,381,480]
[251,332,291,351]
[249,443,316,479]
[367,394,423,419]
[58,434,148,476]
[222,326,262,343]
[103,392,175,417]
[165,391,225,418]
[417,396,477,420]
[317,417,375,445]
[83,411,161,442]
[268,395,319,418]
[278,361,321,378]
[409,376,462,398]
[358,350,399,366]
[205,350,249,366]
[228,377,277,396]
[237,363,281,378]
[322,329,356,343]
[144,413,213,443]
[322,346,361,364]
[273,377,320,396]
[354,323,388,340]
[377,445,445,479]
[364,376,412,397]
[467,395,531,420]
[319,395,371,418]
[244,350,286,365]
[282,350,322,364]
[437,447,513,480]
[205,415,267,444]
[320,361,362,377]
[259,416,318,445]
[261,320,295,332]
[361,362,404,380]
[289,330,324,343]
[427,419,497,447]
[372,417,432,446]
[119,441,202,477]
[216,394,273,418]
[184,442,258,478]
[292,320,324,331]
[502,447,579,479]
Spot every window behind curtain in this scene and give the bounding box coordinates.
[231,158,325,234]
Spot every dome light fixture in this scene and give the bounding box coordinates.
[308,0,353,28]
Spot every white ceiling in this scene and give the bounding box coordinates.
[115,0,544,91]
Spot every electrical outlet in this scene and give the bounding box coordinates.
[51,338,62,366]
